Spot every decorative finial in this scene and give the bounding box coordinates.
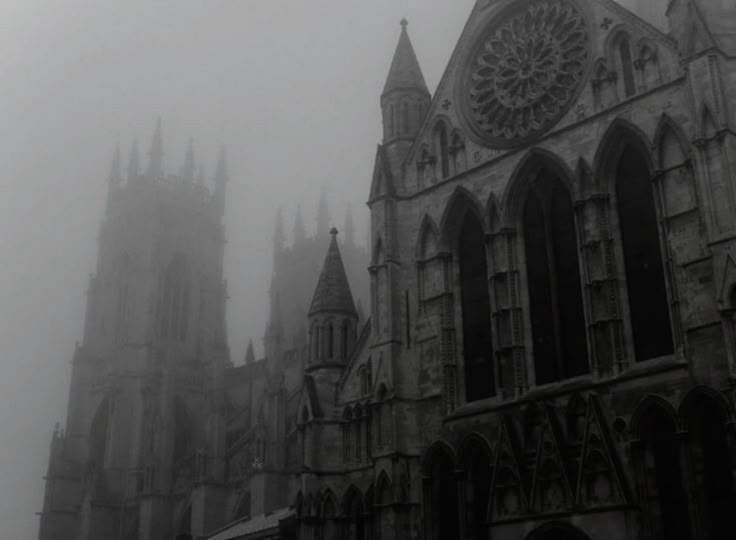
[400,18,408,29]
[330,227,339,238]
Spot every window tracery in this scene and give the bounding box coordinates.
[464,0,590,147]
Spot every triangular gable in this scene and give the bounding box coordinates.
[597,0,676,43]
[490,419,529,520]
[529,406,575,514]
[575,395,632,506]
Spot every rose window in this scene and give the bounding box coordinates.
[463,0,590,147]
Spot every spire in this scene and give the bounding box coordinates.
[127,139,140,183]
[293,205,306,245]
[382,19,429,97]
[309,228,357,317]
[146,118,164,180]
[181,138,196,184]
[273,208,285,254]
[344,203,355,247]
[108,144,122,186]
[317,187,329,238]
[213,145,228,217]
[106,145,122,214]
[244,340,255,364]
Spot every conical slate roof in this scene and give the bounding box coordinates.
[309,229,357,317]
[382,19,429,97]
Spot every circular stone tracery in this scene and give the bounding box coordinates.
[464,0,590,148]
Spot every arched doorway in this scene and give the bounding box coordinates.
[632,399,691,540]
[422,443,459,540]
[458,437,492,540]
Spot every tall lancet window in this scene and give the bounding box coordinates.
[523,173,588,384]
[616,147,673,360]
[158,253,190,342]
[458,212,495,401]
[617,34,636,97]
[434,122,450,179]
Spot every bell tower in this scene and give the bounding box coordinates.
[38,122,232,540]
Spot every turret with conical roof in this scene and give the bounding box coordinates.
[381,19,431,154]
[307,228,358,368]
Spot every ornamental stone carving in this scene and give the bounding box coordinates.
[462,0,591,148]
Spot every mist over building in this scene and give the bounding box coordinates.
[35,1,736,540]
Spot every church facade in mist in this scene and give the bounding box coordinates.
[39,0,736,539]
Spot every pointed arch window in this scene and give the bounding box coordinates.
[401,102,410,135]
[173,399,194,466]
[354,405,363,462]
[158,254,190,342]
[341,320,351,360]
[342,409,353,463]
[616,146,673,360]
[434,122,450,179]
[327,323,335,359]
[458,211,495,401]
[89,397,111,470]
[616,33,636,97]
[522,174,588,384]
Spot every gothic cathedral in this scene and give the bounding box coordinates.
[39,1,736,539]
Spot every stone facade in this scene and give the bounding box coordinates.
[39,1,736,540]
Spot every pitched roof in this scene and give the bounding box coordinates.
[309,229,357,317]
[382,19,430,97]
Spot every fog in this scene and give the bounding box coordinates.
[0,1,474,537]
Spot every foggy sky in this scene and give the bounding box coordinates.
[0,1,664,537]
[0,1,473,537]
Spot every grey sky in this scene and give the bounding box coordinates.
[0,1,473,537]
